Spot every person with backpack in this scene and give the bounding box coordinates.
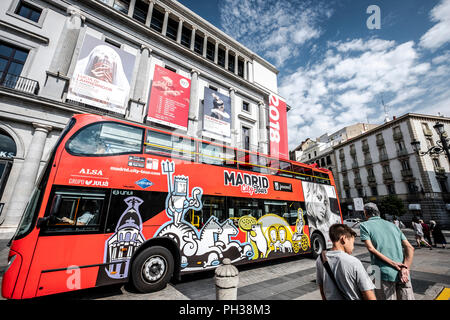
[316,223,376,300]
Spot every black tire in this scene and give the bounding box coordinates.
[131,246,174,293]
[310,233,325,258]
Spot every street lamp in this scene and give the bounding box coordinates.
[411,121,450,165]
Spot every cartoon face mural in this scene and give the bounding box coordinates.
[154,160,253,271]
[238,211,310,260]
[103,196,146,279]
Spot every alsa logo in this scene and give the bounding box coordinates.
[79,168,103,176]
[224,170,269,195]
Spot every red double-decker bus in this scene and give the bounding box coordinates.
[2,114,343,299]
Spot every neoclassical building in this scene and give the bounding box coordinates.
[0,0,282,229]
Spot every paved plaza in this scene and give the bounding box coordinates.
[0,228,449,300]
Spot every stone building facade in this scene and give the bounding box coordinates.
[335,113,450,228]
[0,0,282,228]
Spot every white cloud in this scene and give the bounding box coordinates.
[219,0,332,66]
[279,38,450,149]
[420,0,450,50]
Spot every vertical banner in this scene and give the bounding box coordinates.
[268,94,288,159]
[67,33,136,114]
[202,87,232,143]
[147,65,191,130]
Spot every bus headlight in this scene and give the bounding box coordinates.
[5,254,16,273]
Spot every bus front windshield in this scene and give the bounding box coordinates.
[14,187,41,240]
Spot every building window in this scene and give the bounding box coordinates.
[133,0,149,24]
[432,158,440,168]
[237,59,244,77]
[228,53,235,73]
[393,126,401,134]
[400,159,410,170]
[367,167,374,177]
[345,189,351,199]
[407,182,417,194]
[242,101,249,112]
[150,8,164,32]
[387,184,396,195]
[194,34,204,54]
[242,126,250,150]
[370,186,378,196]
[326,155,332,165]
[113,0,130,15]
[15,1,42,23]
[426,138,434,148]
[0,41,29,88]
[439,180,448,193]
[382,165,391,174]
[166,17,179,41]
[180,26,191,48]
[217,47,225,67]
[164,65,176,73]
[396,140,406,151]
[206,41,215,61]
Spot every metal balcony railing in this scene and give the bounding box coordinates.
[0,72,39,95]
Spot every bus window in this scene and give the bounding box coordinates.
[45,189,106,233]
[67,122,144,156]
[146,130,194,161]
[197,196,226,227]
[228,197,262,220]
[236,151,254,171]
[201,143,236,168]
[293,165,312,181]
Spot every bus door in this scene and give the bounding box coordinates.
[26,187,109,297]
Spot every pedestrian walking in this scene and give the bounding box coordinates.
[393,216,400,228]
[316,224,376,300]
[430,220,447,249]
[419,219,433,247]
[412,217,432,249]
[360,203,415,300]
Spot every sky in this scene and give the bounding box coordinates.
[177,0,450,150]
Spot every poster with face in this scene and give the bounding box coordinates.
[67,33,136,114]
[302,181,342,247]
[202,87,232,143]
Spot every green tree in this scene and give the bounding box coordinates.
[377,195,406,218]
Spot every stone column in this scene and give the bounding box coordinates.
[225,47,229,70]
[2,123,52,227]
[162,9,169,36]
[243,59,248,80]
[127,45,152,123]
[258,101,268,154]
[145,0,155,27]
[188,69,200,138]
[214,41,219,64]
[203,34,208,58]
[128,0,136,18]
[176,18,183,44]
[40,6,85,100]
[190,27,196,51]
[229,88,238,146]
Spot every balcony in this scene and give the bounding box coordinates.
[383,172,393,180]
[351,162,359,169]
[367,175,376,183]
[364,157,372,165]
[362,144,370,153]
[354,177,362,186]
[0,73,39,95]
[401,169,413,178]
[397,149,409,157]
[379,154,389,162]
[393,131,403,141]
[341,163,347,171]
[435,167,447,180]
[350,148,356,156]
[343,179,350,188]
[376,138,385,146]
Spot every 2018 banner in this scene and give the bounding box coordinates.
[268,94,288,160]
[67,33,136,114]
[147,65,191,131]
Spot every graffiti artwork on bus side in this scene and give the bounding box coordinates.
[238,210,310,260]
[103,196,146,279]
[154,160,254,271]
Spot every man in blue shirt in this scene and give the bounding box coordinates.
[360,203,415,300]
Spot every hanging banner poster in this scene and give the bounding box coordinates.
[147,65,191,130]
[202,87,232,143]
[67,33,136,114]
[268,93,289,160]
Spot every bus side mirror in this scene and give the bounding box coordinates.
[36,195,61,229]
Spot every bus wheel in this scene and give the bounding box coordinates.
[311,233,325,258]
[131,246,174,293]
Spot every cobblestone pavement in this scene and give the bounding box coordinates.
[0,229,449,300]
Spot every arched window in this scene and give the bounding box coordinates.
[0,129,16,203]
